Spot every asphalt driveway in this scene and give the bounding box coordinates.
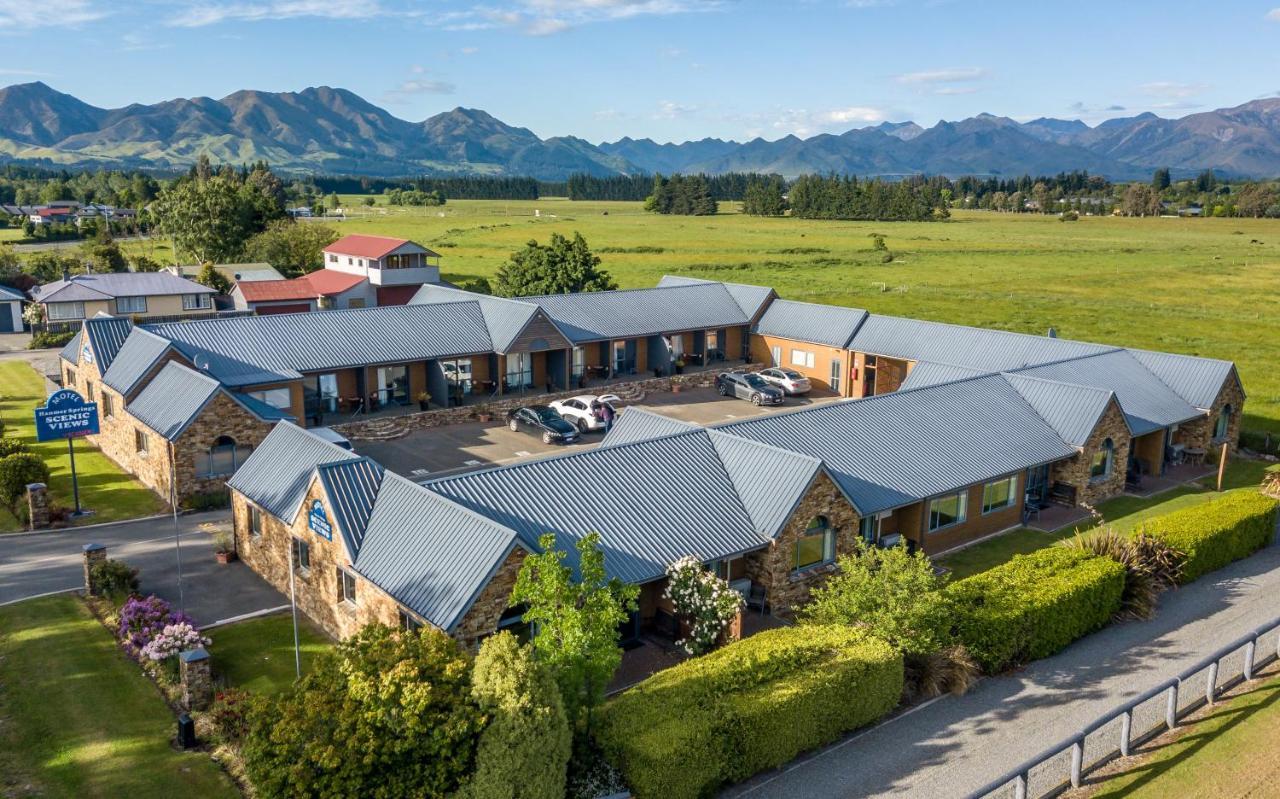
[0,511,287,626]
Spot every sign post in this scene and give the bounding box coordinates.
[34,389,99,517]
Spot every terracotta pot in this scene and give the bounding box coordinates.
[477,413,492,423]
[216,550,236,564]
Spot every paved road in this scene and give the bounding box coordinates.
[10,234,153,252]
[0,511,287,625]
[726,536,1280,799]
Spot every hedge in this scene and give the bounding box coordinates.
[1144,492,1279,583]
[596,626,902,799]
[946,547,1125,674]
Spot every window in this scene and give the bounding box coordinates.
[291,537,310,573]
[85,381,94,401]
[247,387,292,409]
[790,349,816,369]
[496,604,532,643]
[48,302,85,321]
[115,296,147,314]
[134,428,148,455]
[101,392,113,418]
[859,515,880,543]
[928,492,968,532]
[65,367,76,386]
[1090,438,1114,481]
[794,516,836,571]
[982,475,1018,514]
[328,253,338,263]
[249,505,263,538]
[830,359,842,393]
[202,435,248,478]
[770,345,781,367]
[398,608,422,632]
[571,347,586,380]
[338,568,357,605]
[1214,404,1232,441]
[182,293,212,310]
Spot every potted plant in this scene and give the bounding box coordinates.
[674,358,686,375]
[416,390,431,411]
[474,403,493,423]
[213,532,237,564]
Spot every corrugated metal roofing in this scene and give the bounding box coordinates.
[127,361,292,440]
[716,375,1077,514]
[409,285,546,353]
[228,422,360,522]
[33,272,215,303]
[600,407,699,447]
[1002,373,1121,447]
[58,329,82,365]
[655,275,776,319]
[900,361,992,390]
[354,473,521,632]
[754,299,868,349]
[426,432,772,585]
[1127,348,1236,410]
[146,302,495,387]
[316,458,385,556]
[101,328,177,395]
[326,234,439,259]
[707,430,826,535]
[81,316,134,372]
[848,314,1114,371]
[1013,350,1202,436]
[0,284,26,301]
[523,283,751,343]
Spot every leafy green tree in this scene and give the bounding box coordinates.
[510,532,638,734]
[494,233,616,298]
[131,255,164,272]
[153,175,253,263]
[645,174,718,215]
[464,632,572,799]
[24,251,81,283]
[1121,183,1164,217]
[1195,169,1218,193]
[459,277,493,295]
[195,263,232,294]
[0,453,50,515]
[80,230,128,273]
[242,624,481,799]
[243,220,340,277]
[1152,167,1171,191]
[742,175,788,216]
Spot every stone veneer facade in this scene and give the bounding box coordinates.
[1174,373,1246,458]
[1050,397,1131,506]
[741,471,860,619]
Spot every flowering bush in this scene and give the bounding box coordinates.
[141,622,210,662]
[664,556,744,655]
[117,594,197,657]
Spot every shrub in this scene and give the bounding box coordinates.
[596,626,902,799]
[1062,528,1184,620]
[0,438,29,458]
[28,330,76,349]
[117,594,196,657]
[182,489,230,511]
[140,622,210,662]
[0,452,50,512]
[664,556,743,655]
[1142,492,1279,583]
[91,559,140,598]
[465,632,572,799]
[1239,429,1280,457]
[208,688,253,744]
[902,645,979,703]
[946,547,1125,674]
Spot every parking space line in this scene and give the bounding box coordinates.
[463,459,482,466]
[514,450,531,457]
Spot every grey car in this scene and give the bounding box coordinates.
[715,371,785,406]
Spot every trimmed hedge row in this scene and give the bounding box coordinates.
[946,547,1126,674]
[1144,492,1278,583]
[596,626,902,799]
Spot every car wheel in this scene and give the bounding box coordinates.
[542,432,554,445]
[752,394,762,406]
[577,419,590,434]
[718,382,729,396]
[508,419,519,432]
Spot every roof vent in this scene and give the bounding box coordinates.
[193,353,211,371]
[1047,327,1057,339]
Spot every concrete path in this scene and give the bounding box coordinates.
[725,538,1280,799]
[0,510,287,625]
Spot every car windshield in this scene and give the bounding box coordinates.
[743,374,769,388]
[782,369,804,379]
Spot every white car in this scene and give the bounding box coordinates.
[756,367,812,396]
[549,394,621,433]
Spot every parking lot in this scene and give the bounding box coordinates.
[356,386,841,482]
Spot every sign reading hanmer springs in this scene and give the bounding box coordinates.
[35,389,99,442]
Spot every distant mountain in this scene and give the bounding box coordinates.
[3,82,1280,179]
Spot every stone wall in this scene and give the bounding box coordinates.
[1050,398,1131,506]
[1175,373,1246,458]
[451,548,526,652]
[741,472,860,619]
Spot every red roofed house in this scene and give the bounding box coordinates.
[231,234,443,315]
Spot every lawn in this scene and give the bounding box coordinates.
[126,200,1280,432]
[0,595,237,799]
[0,360,165,531]
[207,613,331,695]
[1084,669,1280,798]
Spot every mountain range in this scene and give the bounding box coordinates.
[2,82,1280,180]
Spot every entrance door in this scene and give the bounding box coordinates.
[1025,464,1050,506]
[376,365,409,405]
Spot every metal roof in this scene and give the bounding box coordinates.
[126,361,292,441]
[1012,350,1202,436]
[706,430,826,536]
[522,283,752,344]
[0,284,26,302]
[81,316,135,372]
[656,275,776,320]
[146,302,495,387]
[716,375,1078,515]
[33,272,215,304]
[848,314,1114,371]
[1002,373,1122,447]
[316,457,385,556]
[410,285,550,353]
[354,472,522,632]
[58,329,83,365]
[900,361,991,390]
[754,298,868,349]
[227,422,361,522]
[600,407,699,447]
[101,328,177,395]
[1127,348,1237,410]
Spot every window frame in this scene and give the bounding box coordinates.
[338,567,358,605]
[793,515,836,572]
[291,537,311,574]
[101,391,114,418]
[115,295,147,314]
[830,359,842,393]
[249,505,263,538]
[927,491,968,532]
[133,427,149,455]
[1214,404,1232,441]
[1090,438,1115,482]
[398,607,422,632]
[790,348,816,369]
[48,301,85,321]
[182,293,212,311]
[981,475,1019,515]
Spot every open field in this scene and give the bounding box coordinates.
[0,360,166,531]
[0,595,237,799]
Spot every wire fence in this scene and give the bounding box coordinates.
[967,616,1280,799]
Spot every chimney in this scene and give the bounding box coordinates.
[1047,327,1057,339]
[62,265,71,283]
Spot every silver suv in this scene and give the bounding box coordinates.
[716,371,785,406]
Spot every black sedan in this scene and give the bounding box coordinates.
[506,405,581,445]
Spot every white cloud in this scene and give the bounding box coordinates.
[1267,7,1280,20]
[653,100,698,119]
[0,0,106,28]
[436,0,720,36]
[382,65,456,102]
[1137,81,1208,99]
[894,66,987,84]
[933,86,978,96]
[165,0,389,28]
[741,106,891,138]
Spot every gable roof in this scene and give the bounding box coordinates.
[32,272,215,304]
[899,361,991,390]
[1127,348,1239,410]
[315,457,385,556]
[229,422,362,522]
[656,275,776,320]
[0,284,26,302]
[1002,373,1124,447]
[522,283,752,344]
[754,298,869,349]
[81,316,135,372]
[325,234,439,260]
[101,327,179,395]
[601,406,700,447]
[706,430,827,537]
[127,361,293,440]
[236,270,367,303]
[409,284,566,353]
[58,329,83,365]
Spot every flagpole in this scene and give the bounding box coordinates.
[287,538,301,679]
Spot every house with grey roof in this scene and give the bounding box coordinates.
[32,271,216,323]
[0,284,26,333]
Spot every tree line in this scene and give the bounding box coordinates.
[305,175,541,200]
[567,172,780,201]
[0,164,163,209]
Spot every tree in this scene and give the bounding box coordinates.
[195,263,232,294]
[242,624,481,799]
[24,251,81,283]
[459,277,493,295]
[80,230,128,273]
[645,174,718,215]
[153,175,254,263]
[741,175,788,216]
[1234,183,1276,218]
[0,453,50,515]
[494,233,616,298]
[510,532,638,734]
[1152,167,1171,191]
[465,632,572,799]
[1195,169,1218,193]
[243,220,340,278]
[1121,183,1163,217]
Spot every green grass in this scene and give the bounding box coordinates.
[0,360,166,531]
[0,595,237,799]
[0,227,23,242]
[1086,670,1280,798]
[208,613,331,695]
[125,200,1280,432]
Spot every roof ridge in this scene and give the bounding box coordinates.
[858,312,1117,354]
[524,282,732,301]
[1001,370,1116,397]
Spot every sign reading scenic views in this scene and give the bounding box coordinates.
[34,389,99,442]
[308,499,332,541]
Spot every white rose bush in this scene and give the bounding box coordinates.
[664,556,744,655]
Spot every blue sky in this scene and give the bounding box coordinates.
[1,0,1278,143]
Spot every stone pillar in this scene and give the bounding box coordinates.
[82,543,107,595]
[180,648,213,711]
[26,482,49,530]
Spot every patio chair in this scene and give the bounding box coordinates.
[745,583,769,616]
